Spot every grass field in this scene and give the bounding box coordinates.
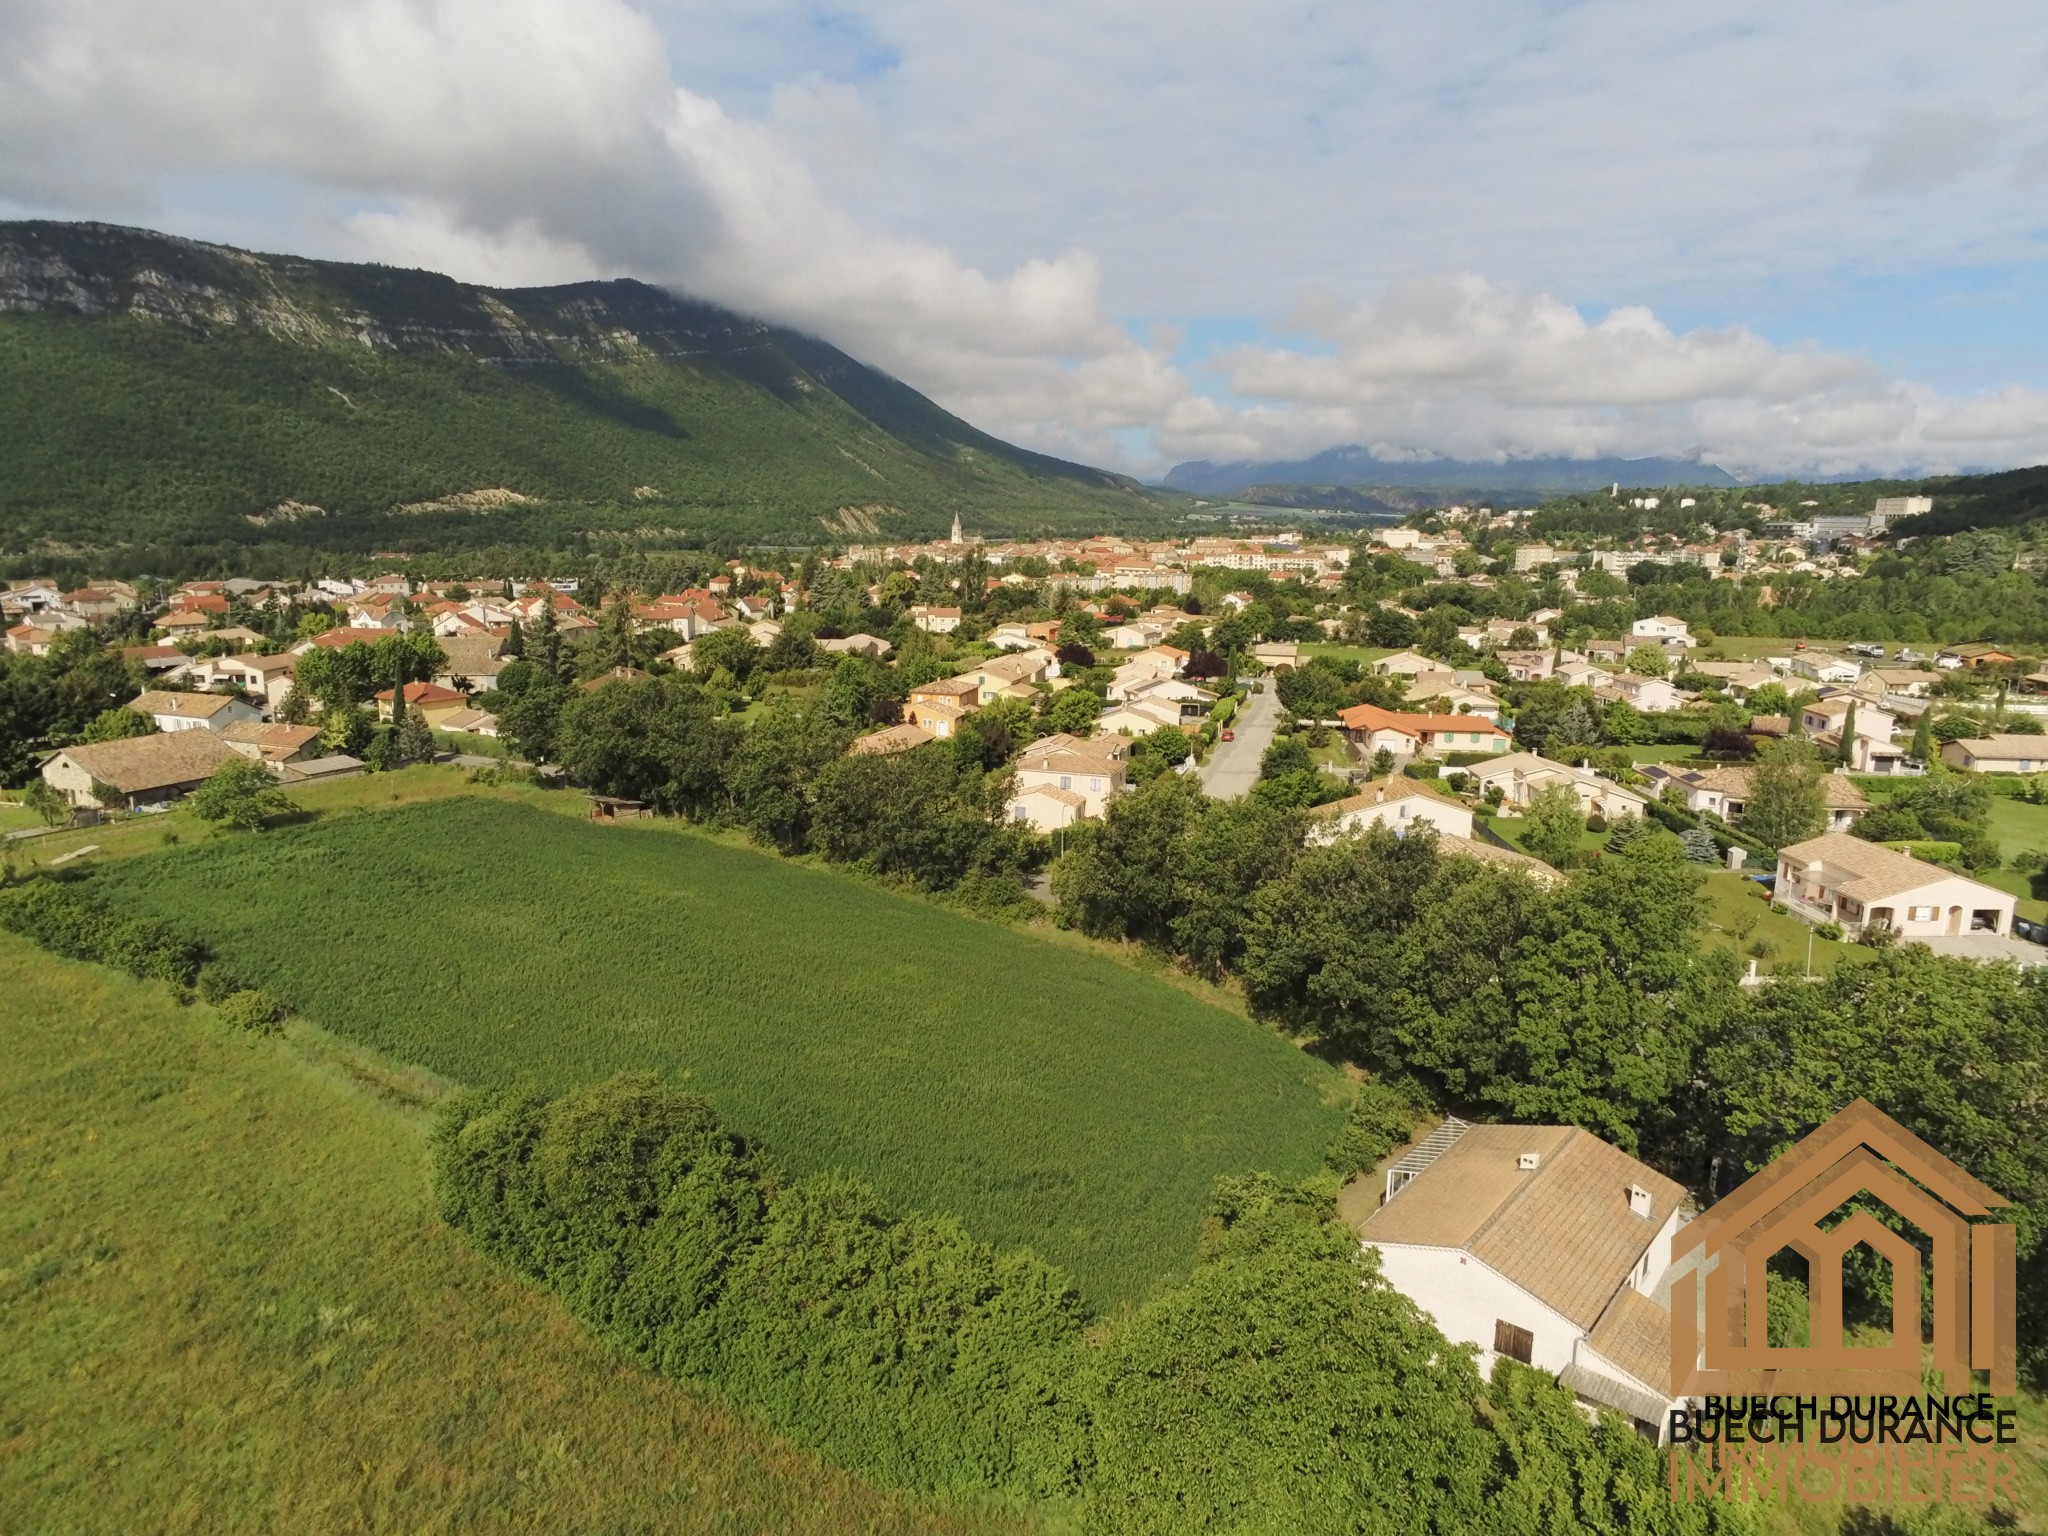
[90,798,1347,1309]
[1300,643,1396,667]
[0,932,1031,1535]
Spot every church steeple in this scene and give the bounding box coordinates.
[949,513,964,545]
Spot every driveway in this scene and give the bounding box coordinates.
[1198,683,1281,800]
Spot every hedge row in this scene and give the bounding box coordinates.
[0,877,205,985]
[433,1076,1734,1535]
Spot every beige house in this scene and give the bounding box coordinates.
[849,723,937,755]
[1646,764,1869,831]
[1006,733,1129,830]
[1356,1122,1691,1442]
[130,689,264,733]
[219,721,323,767]
[908,605,962,634]
[1773,833,2015,938]
[1941,736,2048,774]
[42,730,240,809]
[1465,752,1648,821]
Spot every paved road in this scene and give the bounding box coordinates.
[1198,684,1281,799]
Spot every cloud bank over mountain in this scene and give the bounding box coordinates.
[4,0,2047,479]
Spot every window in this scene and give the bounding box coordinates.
[1908,905,1936,922]
[1059,775,1071,790]
[1494,1320,1534,1364]
[1090,777,1103,792]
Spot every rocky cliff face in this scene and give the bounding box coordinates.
[0,219,790,371]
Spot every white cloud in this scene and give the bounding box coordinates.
[3,0,2048,481]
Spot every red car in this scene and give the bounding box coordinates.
[1221,728,1235,741]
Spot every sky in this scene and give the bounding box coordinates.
[5,0,2048,481]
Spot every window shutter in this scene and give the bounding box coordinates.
[1493,1320,1534,1364]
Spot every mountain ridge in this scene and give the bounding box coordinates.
[0,220,1163,565]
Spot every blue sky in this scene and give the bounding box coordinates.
[5,0,2047,478]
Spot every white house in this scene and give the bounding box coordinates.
[1465,752,1648,821]
[1107,646,1188,700]
[1645,764,1869,831]
[908,605,962,634]
[1789,653,1863,686]
[128,689,264,733]
[1599,675,1683,714]
[1357,1121,1690,1441]
[1630,615,1694,649]
[1308,777,1474,843]
[1773,833,2016,939]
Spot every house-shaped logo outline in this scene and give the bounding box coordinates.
[1670,1099,2016,1397]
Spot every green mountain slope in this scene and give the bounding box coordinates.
[0,221,1165,560]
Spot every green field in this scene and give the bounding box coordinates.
[0,933,1025,1535]
[1300,643,1396,667]
[91,798,1346,1308]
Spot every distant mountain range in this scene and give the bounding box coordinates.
[0,221,1165,564]
[1163,447,1742,499]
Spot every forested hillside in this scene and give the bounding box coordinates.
[0,221,1165,567]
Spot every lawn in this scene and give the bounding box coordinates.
[1853,781,2048,922]
[0,798,39,835]
[1623,744,1708,764]
[0,933,1026,1536]
[90,798,1347,1310]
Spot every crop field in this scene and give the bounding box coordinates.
[0,932,1026,1536]
[92,798,1347,1308]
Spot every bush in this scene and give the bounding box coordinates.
[216,988,287,1034]
[1323,1081,1419,1181]
[0,879,205,986]
[1815,921,1844,941]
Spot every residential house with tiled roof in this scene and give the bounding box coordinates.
[1336,703,1513,762]
[42,730,240,809]
[1354,1122,1690,1441]
[1006,732,1129,830]
[129,689,264,733]
[1463,752,1648,821]
[1773,833,2016,939]
[1939,735,2048,774]
[220,721,323,766]
[1645,763,1868,831]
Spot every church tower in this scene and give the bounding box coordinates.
[950,513,964,545]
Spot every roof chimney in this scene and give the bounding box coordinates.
[1627,1184,1653,1219]
[1517,1151,1541,1171]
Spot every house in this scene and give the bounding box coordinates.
[1554,659,1615,691]
[1006,733,1129,830]
[1371,650,1440,678]
[1354,1121,1690,1442]
[1513,543,1558,573]
[1107,647,1188,700]
[1250,641,1301,671]
[1630,615,1693,649]
[1496,650,1554,683]
[41,730,240,809]
[1336,703,1514,761]
[278,754,365,785]
[908,605,962,634]
[433,635,510,693]
[1937,642,2018,670]
[436,708,500,736]
[156,610,214,638]
[62,587,129,620]
[129,689,264,733]
[374,681,471,725]
[1103,619,1165,650]
[1941,735,2048,774]
[579,667,649,693]
[817,634,890,658]
[1790,653,1863,686]
[952,650,1059,701]
[197,652,298,714]
[1465,752,1649,821]
[219,721,323,767]
[1868,667,1944,698]
[1773,833,2015,939]
[1645,764,1869,831]
[849,723,937,756]
[1598,675,1683,714]
[990,620,1062,651]
[118,644,193,678]
[1308,777,1474,843]
[5,623,57,656]
[1688,660,1781,699]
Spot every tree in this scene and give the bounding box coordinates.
[189,758,294,830]
[1369,746,1395,777]
[273,685,312,726]
[1911,704,1934,764]
[1047,686,1102,735]
[1259,735,1315,780]
[1737,740,1826,848]
[1624,645,1668,677]
[1520,782,1585,868]
[21,777,70,828]
[79,706,156,743]
[320,704,374,757]
[1051,773,1207,944]
[1837,701,1858,767]
[723,703,852,851]
[393,704,435,768]
[692,627,760,684]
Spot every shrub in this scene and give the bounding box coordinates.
[1323,1080,1419,1181]
[1815,921,1844,941]
[0,879,205,986]
[216,989,286,1034]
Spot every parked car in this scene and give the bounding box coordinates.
[1221,728,1235,741]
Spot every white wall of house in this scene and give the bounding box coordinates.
[1014,765,1119,819]
[1315,797,1475,844]
[1368,1244,1583,1380]
[1774,860,2016,937]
